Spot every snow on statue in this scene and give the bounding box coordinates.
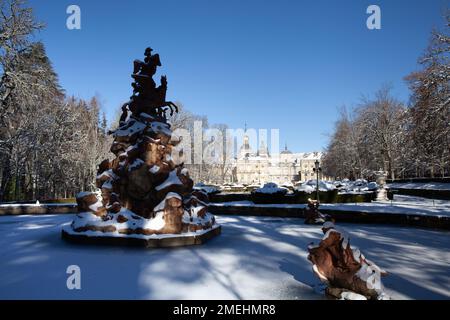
[307,222,389,300]
[62,47,220,247]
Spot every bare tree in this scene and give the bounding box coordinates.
[405,10,450,177]
[324,12,449,181]
[354,86,407,180]
[322,106,364,180]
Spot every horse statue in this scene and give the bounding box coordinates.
[154,75,179,118]
[119,76,178,123]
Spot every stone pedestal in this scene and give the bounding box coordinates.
[375,171,388,201]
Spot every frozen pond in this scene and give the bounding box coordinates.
[0,214,449,299]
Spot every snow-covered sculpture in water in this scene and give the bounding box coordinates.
[63,47,219,246]
[308,222,389,300]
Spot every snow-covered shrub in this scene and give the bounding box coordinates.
[338,180,378,193]
[280,181,294,190]
[253,183,288,195]
[220,184,247,193]
[367,182,378,191]
[193,183,221,195]
[295,180,336,193]
[295,184,315,193]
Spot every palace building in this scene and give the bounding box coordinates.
[234,134,327,185]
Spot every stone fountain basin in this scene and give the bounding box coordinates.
[61,224,221,248]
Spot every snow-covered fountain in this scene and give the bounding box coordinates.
[62,47,220,247]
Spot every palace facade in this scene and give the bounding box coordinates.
[234,134,327,185]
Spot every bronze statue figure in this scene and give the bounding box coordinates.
[119,47,179,123]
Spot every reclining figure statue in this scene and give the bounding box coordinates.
[307,222,389,300]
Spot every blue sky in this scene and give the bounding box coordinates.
[29,0,448,152]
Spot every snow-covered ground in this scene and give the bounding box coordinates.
[320,195,450,217]
[387,182,450,191]
[321,195,450,218]
[0,214,449,299]
[0,202,76,207]
[212,201,306,209]
[211,195,450,218]
[383,194,450,206]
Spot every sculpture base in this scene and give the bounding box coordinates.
[376,188,388,201]
[61,224,221,248]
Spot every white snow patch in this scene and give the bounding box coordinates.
[76,191,93,198]
[87,200,103,213]
[155,170,182,191]
[387,182,450,191]
[153,192,182,212]
[295,180,336,193]
[102,180,112,190]
[72,208,170,234]
[128,158,144,171]
[150,121,172,137]
[141,211,165,230]
[340,291,367,300]
[113,120,146,137]
[254,183,288,195]
[96,169,118,181]
[191,205,206,217]
[212,196,450,218]
[0,215,448,299]
[149,165,160,174]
